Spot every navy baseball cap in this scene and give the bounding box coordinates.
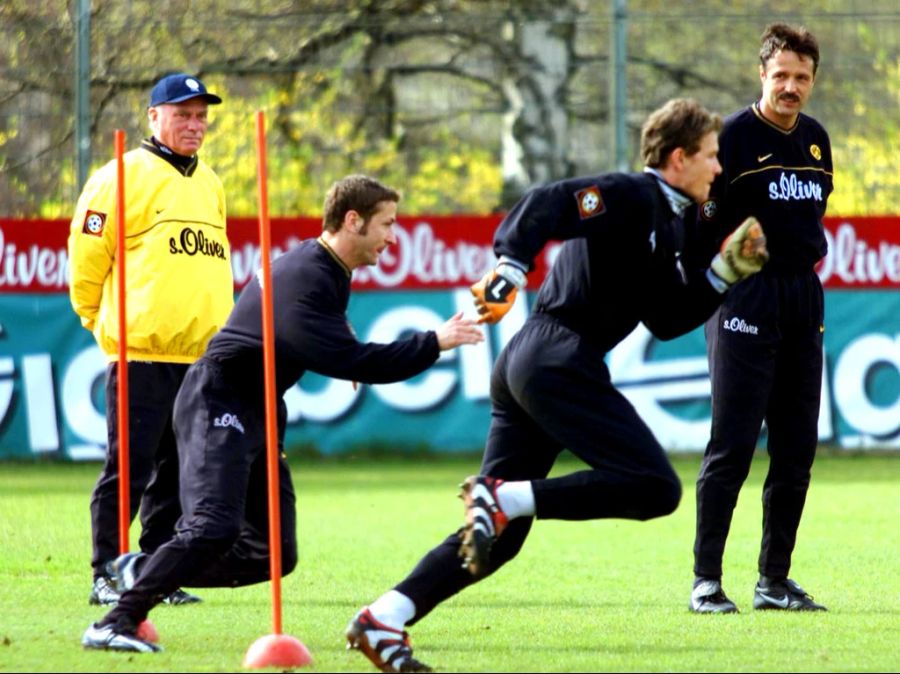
[149,73,222,107]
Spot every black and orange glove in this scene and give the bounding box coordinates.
[471,258,527,324]
[709,216,769,288]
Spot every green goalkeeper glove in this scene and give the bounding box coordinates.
[709,216,769,287]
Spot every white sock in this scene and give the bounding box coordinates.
[496,480,535,519]
[368,590,416,630]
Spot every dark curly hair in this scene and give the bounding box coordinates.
[759,23,820,75]
[322,175,400,233]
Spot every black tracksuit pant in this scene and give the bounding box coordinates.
[396,314,682,624]
[103,358,297,631]
[91,362,188,580]
[694,268,824,580]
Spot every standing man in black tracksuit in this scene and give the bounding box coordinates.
[345,99,770,673]
[80,175,485,653]
[689,23,833,614]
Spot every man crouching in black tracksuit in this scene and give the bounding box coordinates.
[81,175,485,654]
[346,98,769,673]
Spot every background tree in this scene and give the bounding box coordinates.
[1,0,898,217]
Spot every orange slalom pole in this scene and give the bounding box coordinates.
[256,110,284,634]
[114,129,130,555]
[243,111,311,669]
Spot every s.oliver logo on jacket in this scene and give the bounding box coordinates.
[169,227,227,259]
[213,413,245,434]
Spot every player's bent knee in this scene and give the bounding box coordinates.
[658,476,683,516]
[660,477,683,515]
[638,476,682,520]
[281,539,298,577]
[182,516,243,553]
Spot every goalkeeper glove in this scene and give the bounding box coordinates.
[708,216,769,291]
[471,256,527,324]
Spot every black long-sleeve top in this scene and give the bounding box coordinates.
[495,171,725,353]
[702,103,833,272]
[205,238,440,397]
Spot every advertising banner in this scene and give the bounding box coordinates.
[0,215,897,460]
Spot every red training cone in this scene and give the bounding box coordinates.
[136,619,159,643]
[243,633,312,669]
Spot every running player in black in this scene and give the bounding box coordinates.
[346,99,769,673]
[689,24,833,614]
[80,175,485,653]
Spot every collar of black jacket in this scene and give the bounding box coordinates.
[141,137,199,176]
[642,167,693,217]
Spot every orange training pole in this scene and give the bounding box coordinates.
[243,111,311,669]
[114,129,130,555]
[256,110,284,634]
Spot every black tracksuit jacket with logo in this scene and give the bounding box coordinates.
[105,238,440,628]
[395,171,735,623]
[694,103,834,580]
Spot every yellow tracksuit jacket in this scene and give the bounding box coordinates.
[68,141,234,363]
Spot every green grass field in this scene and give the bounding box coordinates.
[1,452,897,673]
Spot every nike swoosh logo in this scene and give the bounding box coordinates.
[759,592,790,608]
[757,153,773,162]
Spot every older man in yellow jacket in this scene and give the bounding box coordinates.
[68,73,233,608]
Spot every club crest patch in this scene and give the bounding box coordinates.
[82,210,107,237]
[700,199,717,221]
[575,185,605,220]
[810,144,822,160]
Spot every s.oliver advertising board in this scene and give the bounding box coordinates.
[0,215,897,460]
